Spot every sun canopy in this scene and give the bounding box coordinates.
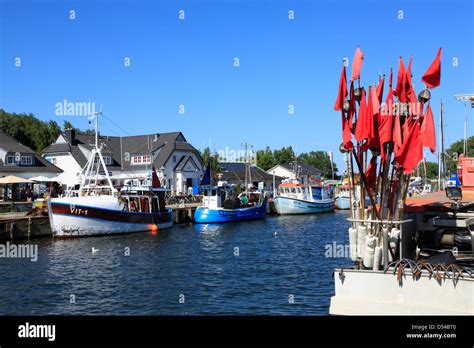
[29,175,60,183]
[0,175,34,184]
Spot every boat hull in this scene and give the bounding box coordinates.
[335,195,350,210]
[330,268,474,315]
[48,198,173,237]
[274,196,335,215]
[194,202,266,223]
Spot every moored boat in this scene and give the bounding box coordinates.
[335,183,351,210]
[274,180,335,215]
[194,185,267,223]
[48,113,173,237]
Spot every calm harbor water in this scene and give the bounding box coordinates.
[0,211,351,315]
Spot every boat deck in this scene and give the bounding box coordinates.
[404,188,474,213]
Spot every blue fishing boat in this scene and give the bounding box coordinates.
[194,185,267,223]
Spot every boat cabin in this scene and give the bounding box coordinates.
[120,186,169,213]
[278,183,331,202]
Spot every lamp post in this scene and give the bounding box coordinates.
[454,94,474,156]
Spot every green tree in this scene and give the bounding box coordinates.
[256,146,275,171]
[298,151,338,179]
[199,147,222,183]
[273,146,295,165]
[425,161,439,179]
[444,136,474,176]
[0,109,62,152]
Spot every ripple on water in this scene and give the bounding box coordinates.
[0,211,351,315]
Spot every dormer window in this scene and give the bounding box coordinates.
[5,155,33,166]
[131,155,151,165]
[103,156,113,165]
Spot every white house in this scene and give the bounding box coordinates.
[0,131,62,180]
[42,129,205,194]
[266,162,322,185]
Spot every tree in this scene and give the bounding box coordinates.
[298,151,338,179]
[199,147,222,183]
[273,146,295,165]
[0,109,62,153]
[256,146,275,171]
[63,120,75,131]
[425,161,439,180]
[444,136,474,176]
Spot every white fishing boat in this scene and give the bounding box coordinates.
[335,183,351,210]
[274,179,335,215]
[48,112,173,237]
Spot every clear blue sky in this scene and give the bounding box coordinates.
[1,0,473,173]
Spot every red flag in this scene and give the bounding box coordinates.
[341,111,353,150]
[375,75,385,104]
[334,65,348,111]
[361,87,376,151]
[420,103,436,153]
[365,155,377,193]
[406,57,418,104]
[393,57,408,102]
[395,119,423,174]
[351,47,364,81]
[354,88,369,142]
[379,88,394,157]
[422,48,442,89]
[152,166,161,188]
[393,114,403,155]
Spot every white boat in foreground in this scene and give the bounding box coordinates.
[48,113,173,237]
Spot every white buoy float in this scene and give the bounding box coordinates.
[348,227,358,261]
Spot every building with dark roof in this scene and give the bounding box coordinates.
[219,162,284,189]
[0,131,62,179]
[266,162,323,184]
[42,129,204,194]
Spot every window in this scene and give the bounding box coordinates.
[103,156,113,165]
[46,157,57,165]
[20,156,33,166]
[131,155,151,165]
[5,156,17,165]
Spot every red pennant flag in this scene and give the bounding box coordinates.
[393,57,408,103]
[351,47,364,81]
[406,56,418,104]
[354,88,369,142]
[422,48,442,89]
[152,166,161,188]
[341,111,353,150]
[375,75,385,104]
[334,65,348,111]
[393,114,403,155]
[379,88,394,158]
[365,155,378,193]
[361,87,376,151]
[395,119,423,174]
[420,103,436,153]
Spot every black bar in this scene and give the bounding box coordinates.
[0,316,472,346]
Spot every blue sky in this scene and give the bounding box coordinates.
[1,0,473,172]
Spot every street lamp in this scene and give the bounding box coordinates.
[454,94,474,156]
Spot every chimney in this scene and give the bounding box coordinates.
[64,128,76,145]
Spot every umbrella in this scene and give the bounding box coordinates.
[29,175,60,183]
[0,175,34,184]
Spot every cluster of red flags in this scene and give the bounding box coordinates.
[335,47,441,175]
